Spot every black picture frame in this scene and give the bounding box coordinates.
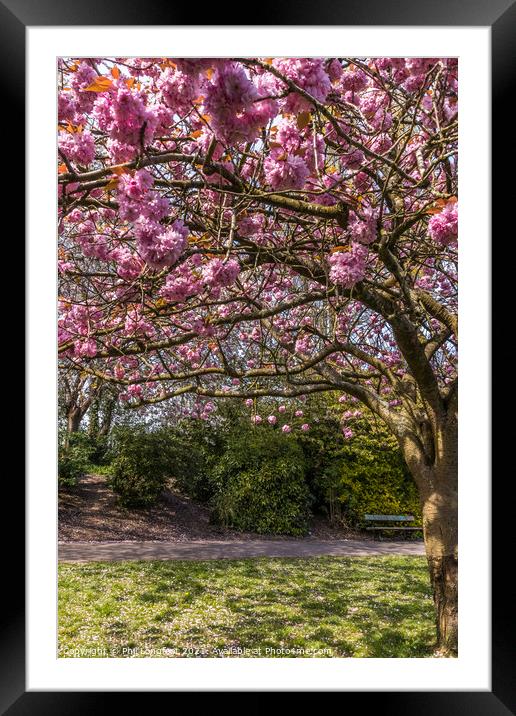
[9,0,508,711]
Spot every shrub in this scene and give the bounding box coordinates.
[338,460,421,527]
[108,428,173,508]
[58,448,87,488]
[84,433,110,465]
[58,432,94,488]
[164,420,222,502]
[298,406,421,527]
[210,428,311,536]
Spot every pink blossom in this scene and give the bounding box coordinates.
[328,243,368,287]
[278,405,286,413]
[139,219,189,270]
[59,130,95,166]
[281,424,292,433]
[428,202,458,246]
[202,258,241,288]
[272,58,331,112]
[301,424,310,431]
[264,153,309,190]
[339,66,368,93]
[349,208,378,245]
[267,415,277,425]
[74,338,97,358]
[158,66,198,116]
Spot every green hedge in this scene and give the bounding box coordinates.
[210,429,311,536]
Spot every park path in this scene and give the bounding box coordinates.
[58,538,425,562]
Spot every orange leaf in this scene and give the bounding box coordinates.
[111,66,120,79]
[190,129,203,139]
[126,77,136,89]
[330,245,350,253]
[104,177,120,191]
[84,76,113,92]
[296,111,312,130]
[63,122,83,134]
[58,164,68,174]
[205,68,214,80]
[111,165,133,176]
[425,197,457,215]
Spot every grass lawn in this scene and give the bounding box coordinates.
[58,556,436,658]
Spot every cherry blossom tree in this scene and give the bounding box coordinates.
[57,56,458,654]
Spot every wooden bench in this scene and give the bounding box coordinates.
[364,514,423,538]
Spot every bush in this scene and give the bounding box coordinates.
[210,428,311,536]
[337,435,421,526]
[301,416,421,527]
[108,428,174,508]
[164,420,222,502]
[58,433,94,488]
[84,433,110,465]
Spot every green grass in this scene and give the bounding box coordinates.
[84,463,113,476]
[58,556,436,658]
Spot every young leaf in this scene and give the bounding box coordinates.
[84,76,113,92]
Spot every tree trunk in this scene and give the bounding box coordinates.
[65,408,83,448]
[426,548,458,656]
[420,464,458,656]
[67,410,82,434]
[400,416,458,656]
[99,397,115,437]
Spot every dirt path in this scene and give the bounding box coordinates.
[59,473,372,543]
[59,538,425,562]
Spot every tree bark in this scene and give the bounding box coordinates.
[421,481,458,656]
[400,414,458,655]
[65,408,83,448]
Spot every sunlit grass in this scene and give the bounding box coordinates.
[58,556,435,658]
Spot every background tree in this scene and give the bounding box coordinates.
[58,368,98,446]
[58,56,458,654]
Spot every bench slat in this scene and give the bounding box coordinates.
[366,526,422,530]
[364,514,415,522]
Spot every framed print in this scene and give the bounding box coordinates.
[7,0,509,710]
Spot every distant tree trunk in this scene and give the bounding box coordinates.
[65,408,83,448]
[88,397,100,438]
[99,395,115,437]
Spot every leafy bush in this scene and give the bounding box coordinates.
[336,425,421,525]
[210,428,311,536]
[108,428,174,508]
[300,414,421,527]
[84,433,110,465]
[58,433,94,488]
[164,420,223,501]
